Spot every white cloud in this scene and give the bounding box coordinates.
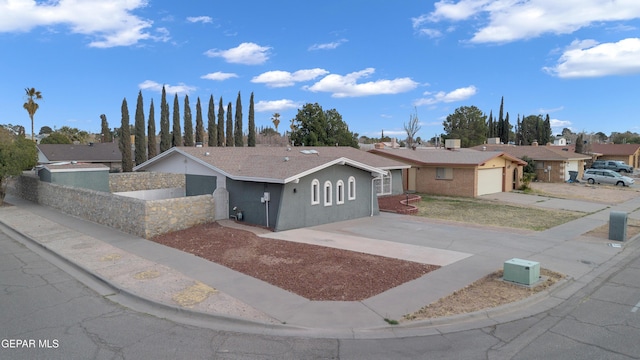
[204,42,271,65]
[254,99,301,112]
[544,38,640,78]
[417,0,640,43]
[538,106,565,114]
[414,85,477,106]
[0,0,156,48]
[201,72,238,81]
[187,16,212,24]
[138,80,196,95]
[251,68,329,88]
[550,119,572,133]
[305,68,418,98]
[308,39,348,51]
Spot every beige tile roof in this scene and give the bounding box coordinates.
[470,144,591,161]
[138,146,408,183]
[369,147,526,166]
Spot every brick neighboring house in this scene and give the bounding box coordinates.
[37,142,122,172]
[369,147,526,197]
[590,143,640,169]
[471,144,591,183]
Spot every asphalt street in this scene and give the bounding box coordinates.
[2,224,640,359]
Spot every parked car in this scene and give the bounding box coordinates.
[582,169,635,186]
[590,160,634,173]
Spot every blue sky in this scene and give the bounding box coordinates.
[1,0,639,142]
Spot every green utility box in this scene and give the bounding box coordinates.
[503,258,540,285]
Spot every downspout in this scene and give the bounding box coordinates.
[371,174,383,216]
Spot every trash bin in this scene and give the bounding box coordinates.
[568,171,578,182]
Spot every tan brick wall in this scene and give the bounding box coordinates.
[415,167,476,197]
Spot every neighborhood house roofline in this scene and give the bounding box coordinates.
[368,149,527,167]
[133,147,387,184]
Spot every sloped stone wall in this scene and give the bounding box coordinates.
[8,174,213,239]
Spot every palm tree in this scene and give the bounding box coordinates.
[23,87,42,141]
[271,113,280,132]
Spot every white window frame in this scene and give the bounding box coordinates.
[347,176,356,200]
[311,179,320,205]
[375,173,392,196]
[435,167,453,180]
[324,181,333,206]
[336,180,345,205]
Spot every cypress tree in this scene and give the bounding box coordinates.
[497,96,504,143]
[217,97,225,146]
[172,94,182,147]
[502,112,510,144]
[100,114,112,142]
[159,86,171,153]
[119,98,133,172]
[487,110,494,138]
[147,99,157,159]
[234,91,243,147]
[134,91,147,165]
[248,92,256,147]
[226,102,233,147]
[207,95,216,147]
[183,95,194,146]
[195,97,204,145]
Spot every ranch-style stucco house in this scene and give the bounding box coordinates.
[133,146,409,231]
[369,147,527,197]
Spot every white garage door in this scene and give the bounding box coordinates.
[478,168,503,196]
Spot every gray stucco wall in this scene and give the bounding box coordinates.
[226,179,283,228]
[186,174,217,196]
[275,164,379,231]
[39,169,110,192]
[388,169,404,195]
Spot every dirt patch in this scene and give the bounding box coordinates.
[584,219,640,240]
[403,268,564,321]
[151,222,439,301]
[529,182,640,204]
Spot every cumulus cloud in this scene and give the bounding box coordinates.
[187,16,212,24]
[0,0,156,48]
[305,68,418,98]
[254,99,301,112]
[414,85,477,106]
[308,39,348,51]
[550,119,572,133]
[138,80,196,95]
[415,0,640,43]
[544,38,640,78]
[201,72,238,81]
[251,68,329,88]
[204,42,271,65]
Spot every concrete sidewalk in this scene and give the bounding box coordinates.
[1,192,639,339]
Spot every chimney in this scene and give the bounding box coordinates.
[532,140,538,147]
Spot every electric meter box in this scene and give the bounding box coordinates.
[503,258,540,285]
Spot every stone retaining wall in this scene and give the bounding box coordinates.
[109,172,185,192]
[8,174,214,239]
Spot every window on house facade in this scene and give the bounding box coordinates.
[435,167,453,180]
[336,180,344,204]
[311,179,319,205]
[375,173,392,196]
[324,181,332,206]
[348,176,356,200]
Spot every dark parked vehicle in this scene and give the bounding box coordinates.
[590,160,633,173]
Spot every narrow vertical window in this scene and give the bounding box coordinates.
[348,176,356,200]
[336,180,344,205]
[311,179,319,205]
[324,181,332,206]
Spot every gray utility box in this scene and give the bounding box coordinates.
[609,211,627,241]
[503,258,540,285]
